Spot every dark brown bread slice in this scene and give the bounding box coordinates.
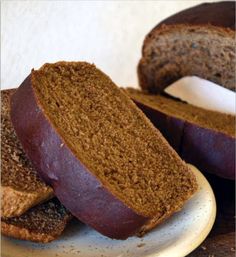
[10,61,197,239]
[126,88,235,180]
[1,198,72,243]
[138,1,235,93]
[1,89,53,217]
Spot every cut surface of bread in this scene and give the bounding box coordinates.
[11,61,197,239]
[126,88,235,137]
[126,88,235,180]
[1,89,53,217]
[138,2,235,93]
[1,198,72,243]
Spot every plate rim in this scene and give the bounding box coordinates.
[181,164,217,257]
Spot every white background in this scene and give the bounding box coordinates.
[1,0,217,89]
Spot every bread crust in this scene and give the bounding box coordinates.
[10,76,150,239]
[182,123,235,180]
[156,1,235,30]
[131,99,235,180]
[138,1,235,92]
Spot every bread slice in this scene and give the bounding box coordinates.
[10,61,197,239]
[1,198,72,243]
[1,89,53,217]
[126,88,235,180]
[138,1,235,93]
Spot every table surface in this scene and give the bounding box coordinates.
[188,173,235,257]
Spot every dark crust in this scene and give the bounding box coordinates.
[157,1,235,30]
[10,76,149,240]
[181,123,235,180]
[131,99,235,180]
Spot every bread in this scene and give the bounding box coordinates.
[2,90,71,243]
[126,88,235,180]
[1,198,72,243]
[138,1,235,93]
[1,89,53,217]
[10,61,197,239]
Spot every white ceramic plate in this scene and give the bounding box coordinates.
[2,164,216,257]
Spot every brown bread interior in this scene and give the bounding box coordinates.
[1,90,53,192]
[31,61,197,219]
[126,88,235,138]
[139,25,235,92]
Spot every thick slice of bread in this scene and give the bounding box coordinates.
[1,89,53,217]
[138,1,235,93]
[10,62,197,239]
[1,198,72,243]
[126,88,235,180]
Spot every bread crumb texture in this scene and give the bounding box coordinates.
[31,61,197,218]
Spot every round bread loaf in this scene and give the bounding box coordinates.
[10,62,197,239]
[138,1,235,93]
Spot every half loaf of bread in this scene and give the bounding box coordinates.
[138,1,235,93]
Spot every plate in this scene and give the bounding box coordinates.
[2,164,216,257]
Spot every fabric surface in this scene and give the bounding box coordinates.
[1,0,215,89]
